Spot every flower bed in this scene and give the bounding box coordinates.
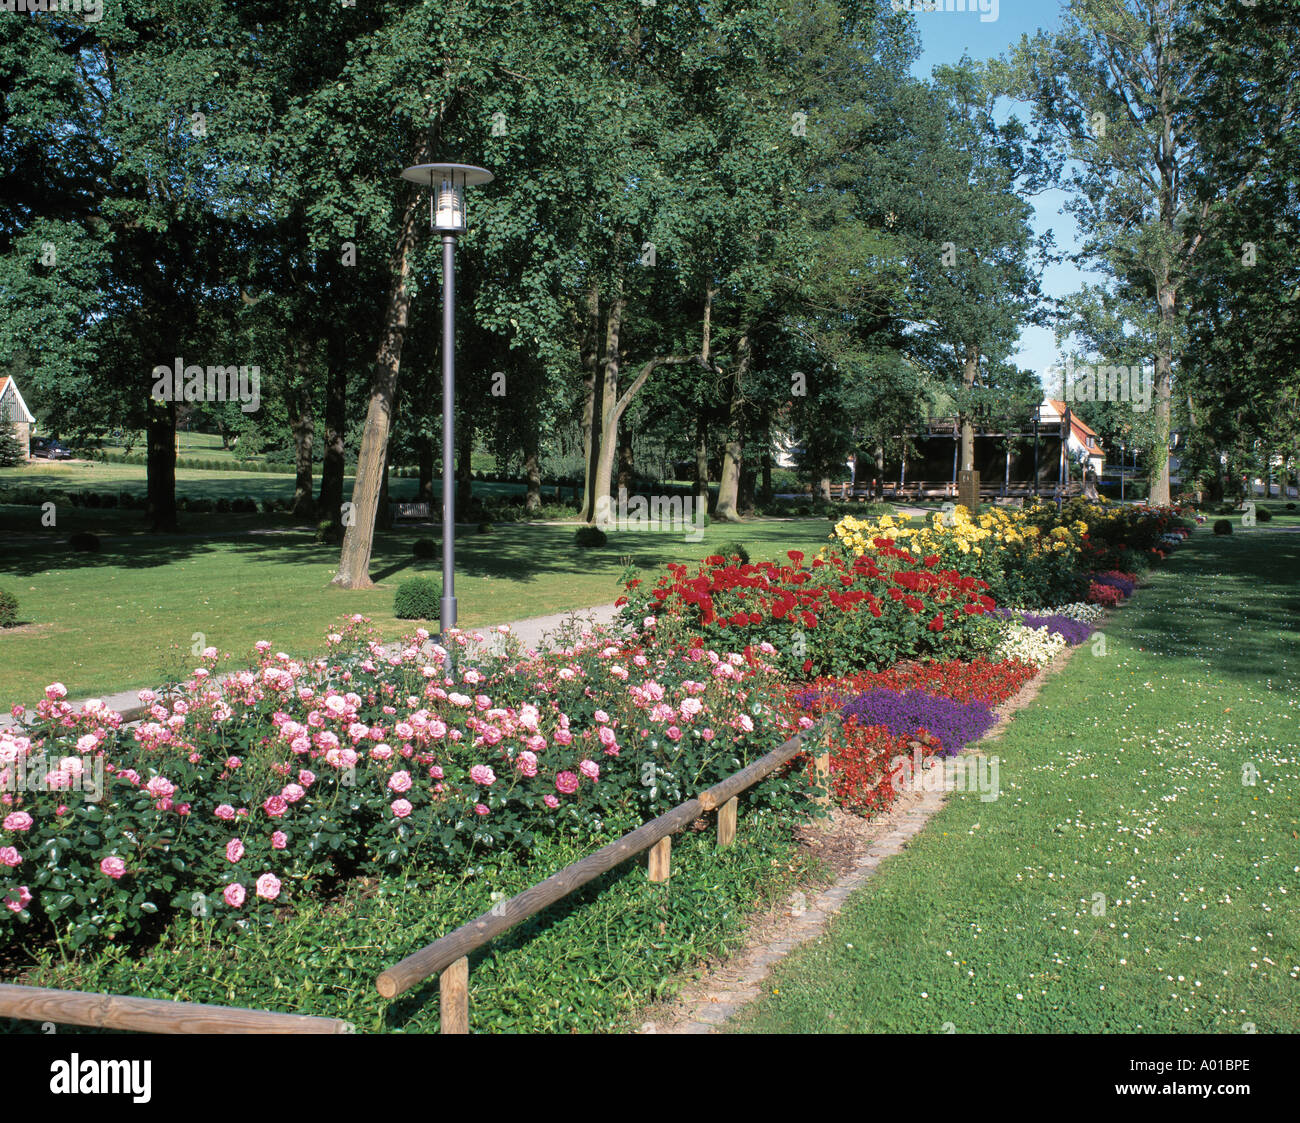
[2,620,812,951]
[617,549,1000,680]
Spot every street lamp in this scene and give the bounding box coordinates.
[399,162,494,658]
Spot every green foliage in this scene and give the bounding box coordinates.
[68,531,100,553]
[393,576,442,620]
[412,537,438,559]
[575,526,607,548]
[716,540,750,565]
[0,421,23,468]
[1213,519,1232,536]
[0,587,17,627]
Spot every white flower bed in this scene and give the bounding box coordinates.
[996,621,1069,667]
[1038,601,1105,623]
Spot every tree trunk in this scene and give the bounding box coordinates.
[289,346,315,518]
[333,172,425,588]
[418,437,434,503]
[960,342,978,472]
[714,335,751,522]
[874,442,885,499]
[457,417,473,511]
[1150,283,1175,506]
[580,281,601,522]
[523,443,542,514]
[694,413,710,515]
[318,343,347,526]
[145,397,178,532]
[590,286,626,525]
[617,434,635,494]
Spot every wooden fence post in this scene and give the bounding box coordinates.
[814,750,832,807]
[440,956,469,1034]
[648,835,671,882]
[717,796,738,847]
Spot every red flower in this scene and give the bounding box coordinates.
[787,550,805,565]
[928,613,945,632]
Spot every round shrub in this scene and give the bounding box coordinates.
[716,540,750,565]
[477,522,493,534]
[412,537,439,559]
[1286,502,1296,511]
[1213,519,1232,536]
[394,576,443,620]
[575,525,607,548]
[0,588,18,627]
[69,531,100,552]
[1256,507,1272,522]
[316,519,341,545]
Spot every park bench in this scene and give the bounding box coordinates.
[392,501,433,523]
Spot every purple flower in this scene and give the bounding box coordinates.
[1018,613,1095,645]
[839,689,997,757]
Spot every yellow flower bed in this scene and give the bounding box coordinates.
[829,505,1086,562]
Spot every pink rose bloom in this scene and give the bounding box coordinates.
[281,783,305,804]
[4,885,32,913]
[666,725,682,742]
[680,697,703,717]
[388,770,412,793]
[224,883,246,908]
[543,794,560,809]
[226,838,245,863]
[598,726,618,747]
[226,756,242,770]
[298,770,316,787]
[390,798,413,818]
[3,811,33,832]
[578,759,600,782]
[371,744,393,761]
[429,765,444,780]
[481,726,503,746]
[554,729,573,746]
[145,776,174,799]
[701,727,715,741]
[255,873,281,901]
[594,709,610,723]
[99,856,126,879]
[469,764,496,787]
[271,831,288,850]
[555,771,579,795]
[0,846,21,867]
[215,804,236,821]
[45,683,67,700]
[515,751,538,778]
[474,803,489,816]
[738,714,755,733]
[262,795,288,818]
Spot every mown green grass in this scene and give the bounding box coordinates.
[4,806,820,1033]
[727,521,1300,1033]
[0,517,840,706]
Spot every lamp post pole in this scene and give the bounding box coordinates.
[440,232,458,646]
[398,162,493,669]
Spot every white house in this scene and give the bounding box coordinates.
[1039,398,1104,477]
[0,375,35,459]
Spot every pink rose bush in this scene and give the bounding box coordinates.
[1,616,805,952]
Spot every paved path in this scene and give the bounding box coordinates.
[0,602,622,730]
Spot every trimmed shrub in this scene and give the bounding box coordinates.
[716,540,750,565]
[412,537,438,559]
[477,522,493,534]
[575,525,607,548]
[1286,502,1296,511]
[1213,519,1232,536]
[0,588,18,627]
[1256,506,1272,522]
[394,576,443,620]
[315,519,341,545]
[69,531,100,552]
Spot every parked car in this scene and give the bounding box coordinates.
[30,436,73,460]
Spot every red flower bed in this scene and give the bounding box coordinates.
[796,658,1037,709]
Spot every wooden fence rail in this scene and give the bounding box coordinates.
[0,983,353,1034]
[375,720,834,1029]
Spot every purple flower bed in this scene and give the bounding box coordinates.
[1018,613,1095,646]
[838,689,997,757]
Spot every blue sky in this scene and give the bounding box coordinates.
[905,0,1098,392]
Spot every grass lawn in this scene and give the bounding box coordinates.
[726,518,1300,1033]
[0,516,840,707]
